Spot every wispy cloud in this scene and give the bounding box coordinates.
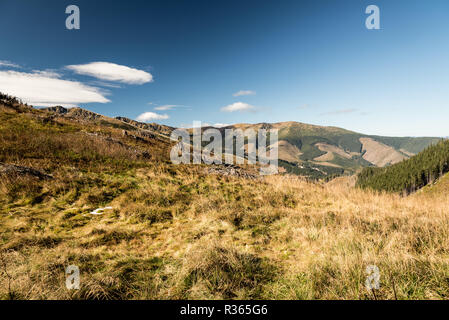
[221,102,257,113]
[0,70,110,107]
[136,111,169,122]
[0,60,20,68]
[66,62,153,84]
[31,69,61,78]
[212,123,229,128]
[320,108,358,116]
[154,105,177,111]
[153,104,190,111]
[233,90,256,97]
[89,80,122,88]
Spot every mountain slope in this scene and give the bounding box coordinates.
[419,172,449,196]
[115,116,174,137]
[223,121,440,178]
[356,139,449,194]
[359,137,407,167]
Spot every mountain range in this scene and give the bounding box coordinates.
[40,105,441,179]
[223,122,440,178]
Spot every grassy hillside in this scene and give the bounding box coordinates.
[1,96,449,300]
[356,139,449,194]
[419,172,449,196]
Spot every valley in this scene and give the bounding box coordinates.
[1,94,448,300]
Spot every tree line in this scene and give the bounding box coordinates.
[356,139,449,194]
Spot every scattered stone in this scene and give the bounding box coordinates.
[207,163,258,179]
[90,207,113,215]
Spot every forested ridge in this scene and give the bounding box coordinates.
[357,139,449,194]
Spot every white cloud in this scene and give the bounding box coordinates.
[31,69,61,78]
[154,105,177,111]
[89,80,122,88]
[233,90,256,97]
[0,60,20,68]
[66,62,153,84]
[0,70,110,107]
[136,112,169,122]
[221,102,256,113]
[212,123,229,128]
[154,104,190,111]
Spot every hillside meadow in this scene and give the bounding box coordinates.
[2,169,448,299]
[0,99,448,300]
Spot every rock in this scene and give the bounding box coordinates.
[116,116,174,136]
[42,106,68,114]
[90,207,113,215]
[0,163,53,180]
[207,164,258,179]
[66,108,101,121]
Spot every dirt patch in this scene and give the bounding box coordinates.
[270,140,302,163]
[314,143,352,162]
[360,138,407,167]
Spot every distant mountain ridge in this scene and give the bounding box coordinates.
[221,122,441,178]
[40,104,441,179]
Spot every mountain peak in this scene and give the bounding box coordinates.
[42,106,68,114]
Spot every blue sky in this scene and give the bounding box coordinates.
[1,0,449,137]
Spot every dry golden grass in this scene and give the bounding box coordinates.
[1,168,448,300]
[1,102,448,300]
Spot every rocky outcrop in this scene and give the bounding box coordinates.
[42,106,102,121]
[66,108,102,121]
[207,164,258,179]
[0,163,53,180]
[116,117,174,136]
[42,106,68,114]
